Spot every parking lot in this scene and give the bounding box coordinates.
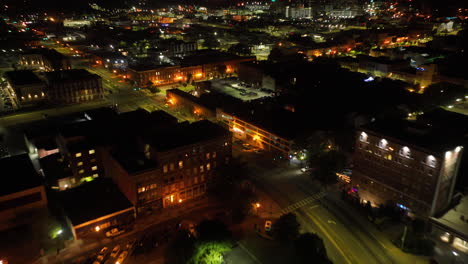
[0,86,15,113]
[209,78,275,101]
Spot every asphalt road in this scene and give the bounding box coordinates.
[242,155,398,264]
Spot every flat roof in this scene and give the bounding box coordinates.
[431,195,468,240]
[148,120,230,152]
[44,69,100,82]
[112,151,158,175]
[179,50,254,67]
[0,154,43,196]
[59,178,133,227]
[361,114,467,153]
[22,48,66,60]
[4,70,43,86]
[40,153,73,181]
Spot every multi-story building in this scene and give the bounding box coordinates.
[285,6,312,19]
[43,69,104,104]
[128,50,255,86]
[352,119,464,217]
[4,70,46,106]
[104,120,232,214]
[19,48,71,72]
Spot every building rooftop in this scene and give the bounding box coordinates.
[361,112,468,153]
[148,120,230,152]
[112,151,158,175]
[44,69,100,82]
[128,63,175,72]
[4,70,43,86]
[178,50,255,67]
[0,154,43,196]
[59,178,133,227]
[431,195,468,240]
[40,153,73,181]
[22,48,66,60]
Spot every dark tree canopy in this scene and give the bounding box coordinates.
[294,233,332,264]
[272,213,300,242]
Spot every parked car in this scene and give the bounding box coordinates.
[110,245,120,258]
[115,251,128,264]
[105,228,125,237]
[98,247,108,256]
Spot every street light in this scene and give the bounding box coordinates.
[452,251,458,264]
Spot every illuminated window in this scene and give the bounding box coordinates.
[178,161,183,169]
[92,173,98,178]
[163,165,168,173]
[75,152,82,157]
[92,166,98,171]
[194,177,198,184]
[200,165,204,173]
[213,152,217,158]
[170,163,174,171]
[206,153,210,159]
[201,175,205,182]
[79,169,84,174]
[77,161,83,166]
[193,167,198,174]
[89,149,95,154]
[206,163,211,171]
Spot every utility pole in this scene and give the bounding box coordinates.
[401,225,407,250]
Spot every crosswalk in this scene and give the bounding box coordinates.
[281,191,326,214]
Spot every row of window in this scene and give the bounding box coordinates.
[138,183,157,194]
[75,149,95,157]
[163,155,216,174]
[78,166,98,174]
[359,132,437,168]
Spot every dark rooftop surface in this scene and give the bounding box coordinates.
[22,48,66,60]
[148,120,230,152]
[112,151,158,175]
[59,178,133,226]
[362,110,468,153]
[0,154,43,196]
[4,70,43,86]
[178,50,255,67]
[40,153,73,181]
[128,63,175,72]
[44,69,100,82]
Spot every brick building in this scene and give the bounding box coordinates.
[19,48,71,72]
[352,119,464,217]
[43,69,104,104]
[104,120,232,215]
[128,50,255,86]
[4,70,46,106]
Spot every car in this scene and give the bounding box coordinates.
[115,251,128,264]
[254,149,264,154]
[264,220,272,232]
[98,247,109,256]
[92,261,100,264]
[110,245,120,258]
[105,228,125,237]
[95,255,104,263]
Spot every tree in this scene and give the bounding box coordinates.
[272,213,300,242]
[312,150,347,185]
[166,230,196,264]
[216,64,227,78]
[294,233,332,264]
[190,220,233,264]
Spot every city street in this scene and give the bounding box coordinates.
[236,151,429,264]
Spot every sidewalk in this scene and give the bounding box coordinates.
[38,196,222,264]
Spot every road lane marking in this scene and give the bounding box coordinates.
[303,210,353,264]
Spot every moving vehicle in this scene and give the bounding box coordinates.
[264,220,272,232]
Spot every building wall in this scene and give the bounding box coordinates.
[352,130,462,217]
[48,77,104,104]
[106,135,232,215]
[166,90,216,119]
[19,54,71,72]
[0,186,48,231]
[217,109,291,155]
